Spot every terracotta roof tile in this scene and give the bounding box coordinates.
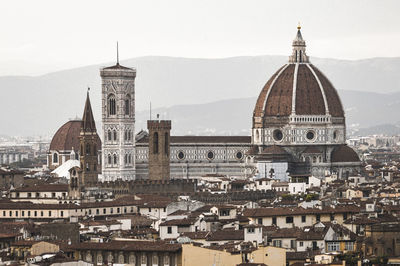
[331,145,360,163]
[70,240,181,252]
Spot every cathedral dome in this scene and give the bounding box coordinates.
[50,120,82,151]
[253,26,344,124]
[253,63,344,118]
[252,26,347,147]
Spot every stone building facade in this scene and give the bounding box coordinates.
[79,92,99,185]
[248,26,360,178]
[136,135,251,179]
[100,63,136,181]
[48,27,360,181]
[148,120,171,180]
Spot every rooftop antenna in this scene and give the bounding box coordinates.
[116,41,119,65]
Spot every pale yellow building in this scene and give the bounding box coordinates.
[180,244,285,266]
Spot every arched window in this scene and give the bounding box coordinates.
[129,130,132,141]
[108,155,112,165]
[153,132,159,154]
[113,154,117,165]
[53,153,58,163]
[124,130,127,141]
[107,94,116,116]
[86,252,92,263]
[93,145,97,155]
[128,154,132,164]
[124,154,128,164]
[113,130,117,141]
[124,96,130,115]
[85,144,90,155]
[164,132,169,155]
[108,130,112,141]
[118,254,125,264]
[97,254,103,265]
[107,254,113,264]
[128,254,136,265]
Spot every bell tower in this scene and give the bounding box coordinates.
[79,91,99,186]
[100,62,136,181]
[148,119,171,180]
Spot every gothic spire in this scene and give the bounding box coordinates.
[81,89,97,132]
[289,24,309,63]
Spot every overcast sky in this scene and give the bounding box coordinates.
[1,0,399,76]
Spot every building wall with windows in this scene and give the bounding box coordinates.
[136,136,251,179]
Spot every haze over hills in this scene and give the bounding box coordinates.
[1,55,400,137]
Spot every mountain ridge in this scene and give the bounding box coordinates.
[1,55,399,136]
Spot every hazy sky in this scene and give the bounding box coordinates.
[1,0,399,76]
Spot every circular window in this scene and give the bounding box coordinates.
[177,151,185,160]
[306,130,315,141]
[236,151,243,160]
[207,151,214,160]
[273,129,283,141]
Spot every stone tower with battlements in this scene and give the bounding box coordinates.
[148,120,171,180]
[100,63,136,181]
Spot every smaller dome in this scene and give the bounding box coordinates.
[50,120,82,151]
[49,120,101,151]
[331,145,360,163]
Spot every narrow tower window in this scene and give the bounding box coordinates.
[153,132,159,154]
[85,144,90,155]
[107,94,116,116]
[124,96,130,115]
[113,154,117,165]
[164,132,169,155]
[108,155,112,165]
[108,130,112,141]
[113,130,117,141]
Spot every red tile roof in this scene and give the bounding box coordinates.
[137,136,251,144]
[70,240,181,252]
[331,145,360,163]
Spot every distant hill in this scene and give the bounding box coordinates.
[135,90,400,137]
[0,56,400,136]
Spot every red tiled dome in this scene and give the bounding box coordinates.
[49,120,101,152]
[50,120,81,151]
[331,145,360,163]
[254,63,344,118]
